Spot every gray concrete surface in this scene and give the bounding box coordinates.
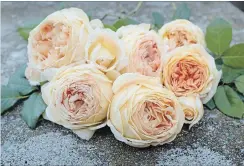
[1,2,244,166]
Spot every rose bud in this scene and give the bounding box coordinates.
[178,95,204,128]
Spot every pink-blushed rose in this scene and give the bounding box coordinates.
[41,64,113,140]
[116,24,164,78]
[107,73,184,148]
[26,8,92,85]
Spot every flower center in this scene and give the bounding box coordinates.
[184,108,195,121]
[92,44,114,68]
[132,99,176,137]
[88,35,118,70]
[131,36,161,76]
[33,23,70,68]
[167,30,197,50]
[169,57,208,95]
[61,80,100,122]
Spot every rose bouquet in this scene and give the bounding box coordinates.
[2,4,244,148]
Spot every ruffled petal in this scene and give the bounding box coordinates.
[72,129,95,140]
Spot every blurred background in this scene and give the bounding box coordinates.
[231,1,244,11]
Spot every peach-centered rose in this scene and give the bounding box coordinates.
[107,73,184,148]
[163,44,222,104]
[42,64,113,140]
[168,56,208,95]
[26,8,92,85]
[159,19,205,52]
[116,24,164,78]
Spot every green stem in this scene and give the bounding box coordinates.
[6,95,30,100]
[19,95,29,99]
[124,1,143,18]
[101,13,120,21]
[101,1,143,21]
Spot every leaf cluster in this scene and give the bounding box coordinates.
[205,18,244,118]
[1,65,46,128]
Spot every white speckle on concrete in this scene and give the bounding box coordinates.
[156,145,234,166]
[1,132,102,166]
[207,126,215,132]
[206,111,219,119]
[240,119,244,124]
[241,149,244,154]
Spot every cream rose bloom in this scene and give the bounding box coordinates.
[116,24,164,78]
[85,28,124,73]
[178,95,204,128]
[26,8,92,85]
[41,64,113,140]
[159,19,205,52]
[162,44,222,104]
[89,19,104,30]
[107,73,184,148]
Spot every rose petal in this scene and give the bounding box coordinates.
[178,95,204,128]
[105,70,121,81]
[72,129,95,140]
[90,19,104,30]
[159,19,206,52]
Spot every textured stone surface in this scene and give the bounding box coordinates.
[1,2,244,166]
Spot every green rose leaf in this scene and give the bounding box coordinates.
[205,18,232,58]
[205,98,216,110]
[8,65,37,95]
[113,18,139,29]
[18,25,37,41]
[152,12,164,29]
[88,15,92,21]
[222,43,244,68]
[21,92,47,129]
[172,3,191,20]
[222,65,244,83]
[215,58,223,70]
[17,18,42,40]
[1,86,28,114]
[235,75,244,95]
[215,58,223,65]
[86,11,92,21]
[104,24,117,31]
[214,85,244,119]
[238,94,244,102]
[216,64,222,71]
